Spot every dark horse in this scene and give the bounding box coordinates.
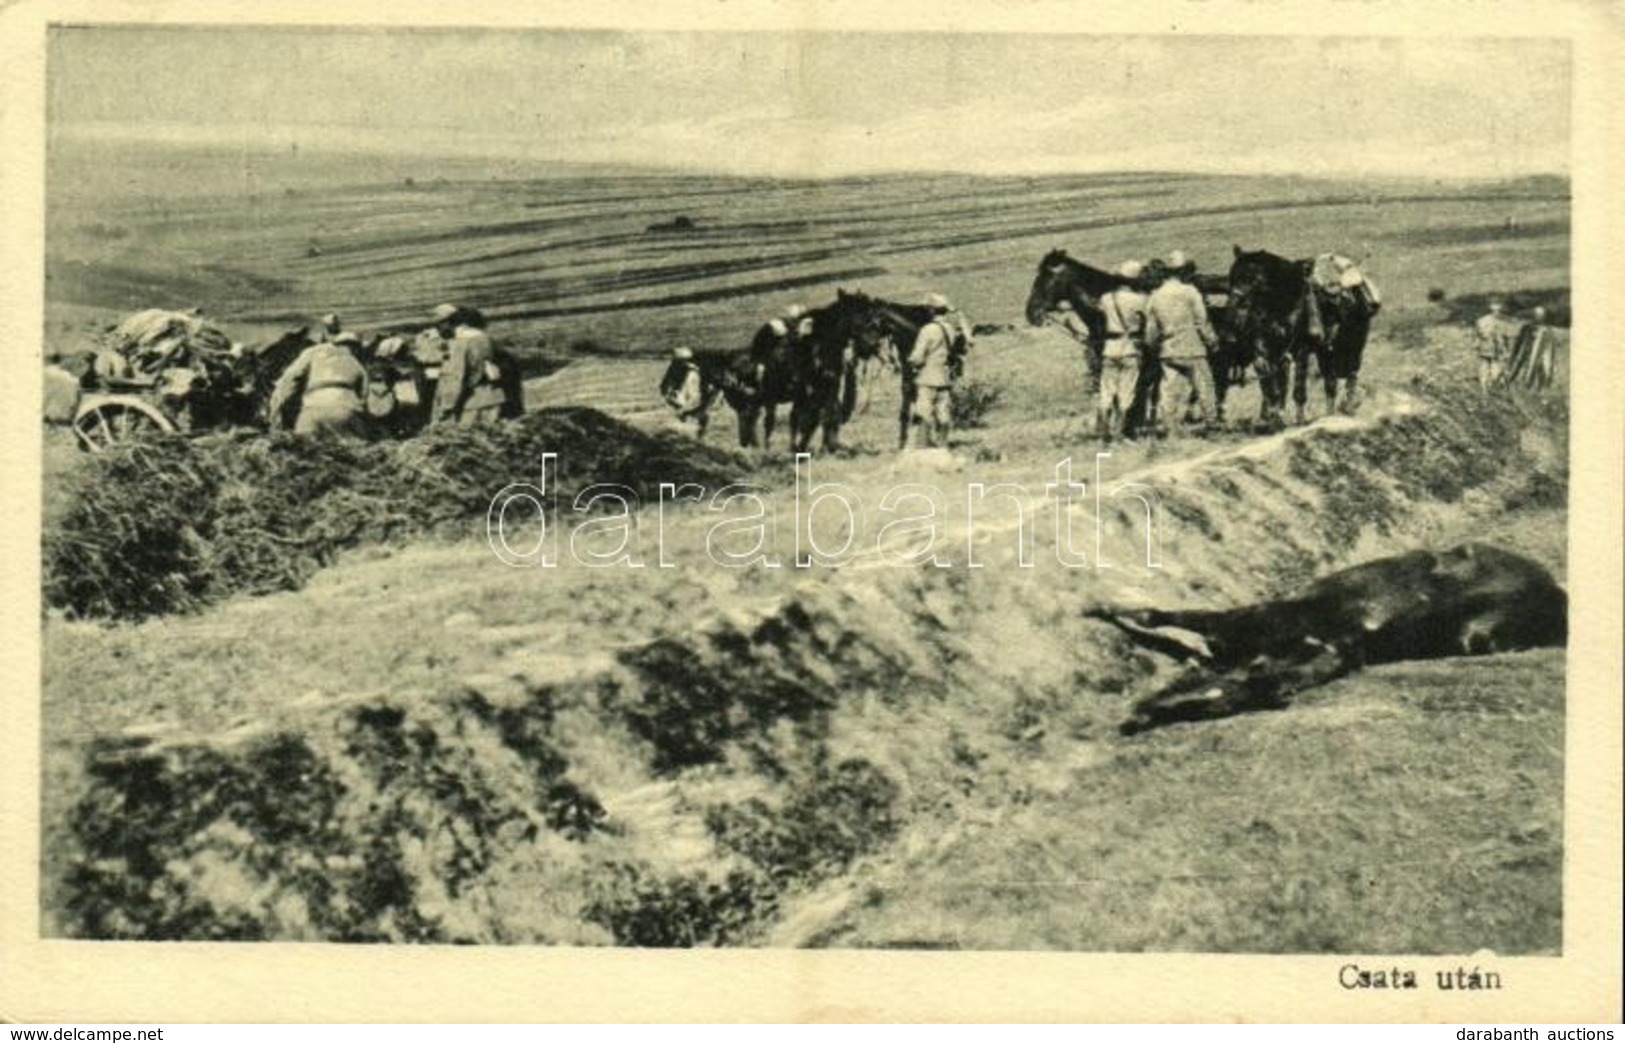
[1227,246,1380,427]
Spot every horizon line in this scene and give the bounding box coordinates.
[48,122,1572,186]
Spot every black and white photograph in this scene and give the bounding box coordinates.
[4,0,1621,1024]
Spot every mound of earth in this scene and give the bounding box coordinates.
[44,408,749,621]
[54,374,1568,948]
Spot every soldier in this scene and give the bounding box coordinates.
[431,304,507,426]
[1144,251,1219,436]
[1097,261,1148,441]
[1473,296,1519,390]
[749,304,805,390]
[927,292,973,382]
[1124,259,1168,437]
[268,331,369,436]
[905,294,958,449]
[318,313,343,342]
[661,346,706,418]
[1050,294,1103,399]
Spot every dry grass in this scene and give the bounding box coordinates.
[807,649,1563,953]
[44,408,747,620]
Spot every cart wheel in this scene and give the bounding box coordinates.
[72,401,172,452]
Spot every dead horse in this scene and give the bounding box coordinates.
[1089,543,1567,735]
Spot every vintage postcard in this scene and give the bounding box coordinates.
[1,0,1619,1024]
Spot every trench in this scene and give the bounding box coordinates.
[56,373,1567,944]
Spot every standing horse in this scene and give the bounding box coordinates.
[1227,246,1378,427]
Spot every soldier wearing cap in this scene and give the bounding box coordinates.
[1048,290,1103,398]
[431,303,507,426]
[1474,295,1519,390]
[929,292,975,382]
[1144,250,1219,435]
[268,330,369,435]
[904,293,961,449]
[1097,261,1148,441]
[318,313,343,342]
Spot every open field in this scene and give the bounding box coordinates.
[40,140,1571,949]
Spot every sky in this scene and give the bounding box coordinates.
[47,26,1572,180]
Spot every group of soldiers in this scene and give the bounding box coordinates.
[1053,250,1221,442]
[269,304,511,435]
[1472,295,1561,392]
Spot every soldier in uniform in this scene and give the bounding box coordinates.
[1144,251,1219,436]
[1124,259,1168,437]
[1097,260,1148,441]
[431,304,507,426]
[1473,296,1519,390]
[905,294,959,449]
[268,331,369,436]
[1504,305,1560,391]
[1050,294,1103,399]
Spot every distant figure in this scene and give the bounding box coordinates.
[905,294,958,449]
[1097,260,1147,441]
[431,304,507,426]
[1145,251,1219,435]
[268,331,369,435]
[318,313,343,342]
[1473,296,1519,390]
[1504,306,1560,391]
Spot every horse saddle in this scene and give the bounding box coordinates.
[1311,254,1381,306]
